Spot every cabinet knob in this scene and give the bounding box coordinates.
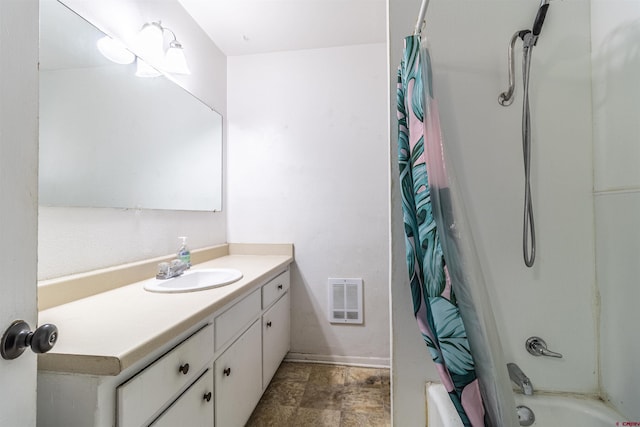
[277,284,283,290]
[223,367,231,376]
[203,392,212,402]
[266,321,272,328]
[179,363,190,375]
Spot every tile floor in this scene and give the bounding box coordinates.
[246,362,391,427]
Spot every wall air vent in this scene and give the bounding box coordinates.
[328,278,363,324]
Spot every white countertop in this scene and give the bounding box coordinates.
[38,250,293,376]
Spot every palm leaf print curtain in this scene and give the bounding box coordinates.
[397,35,519,427]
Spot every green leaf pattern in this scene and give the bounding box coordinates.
[397,35,481,426]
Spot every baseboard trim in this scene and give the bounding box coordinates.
[285,352,390,368]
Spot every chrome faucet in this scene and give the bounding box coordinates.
[507,363,533,396]
[156,259,189,280]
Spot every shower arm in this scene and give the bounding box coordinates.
[498,30,531,107]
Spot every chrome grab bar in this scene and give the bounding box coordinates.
[498,31,520,106]
[498,30,530,106]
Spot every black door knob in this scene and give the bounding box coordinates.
[30,323,58,354]
[223,367,231,376]
[1,320,59,360]
[203,392,212,402]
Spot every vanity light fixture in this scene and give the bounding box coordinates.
[135,57,162,78]
[96,36,135,65]
[136,21,165,65]
[135,21,191,76]
[164,40,190,75]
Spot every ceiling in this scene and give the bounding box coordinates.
[177,0,387,56]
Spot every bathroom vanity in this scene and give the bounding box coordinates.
[36,244,293,427]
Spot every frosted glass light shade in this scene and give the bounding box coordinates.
[135,58,161,78]
[96,36,135,65]
[137,22,164,65]
[164,41,191,75]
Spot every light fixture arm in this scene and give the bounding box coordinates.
[133,20,191,76]
[160,25,179,43]
[140,21,163,33]
[141,21,181,45]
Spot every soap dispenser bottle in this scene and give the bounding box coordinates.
[177,236,191,268]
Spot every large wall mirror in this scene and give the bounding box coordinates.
[39,0,223,211]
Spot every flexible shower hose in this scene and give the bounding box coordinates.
[521,44,536,268]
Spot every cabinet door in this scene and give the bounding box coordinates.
[151,369,214,427]
[215,320,262,427]
[262,292,290,388]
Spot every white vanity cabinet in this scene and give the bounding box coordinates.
[212,270,290,426]
[37,267,291,427]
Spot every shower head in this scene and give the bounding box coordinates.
[532,0,551,37]
[523,0,551,48]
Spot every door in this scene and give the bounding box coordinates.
[0,1,40,427]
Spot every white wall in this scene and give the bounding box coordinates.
[591,0,640,419]
[226,44,390,365]
[389,0,595,424]
[38,0,227,279]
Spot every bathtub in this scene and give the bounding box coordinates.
[426,383,624,427]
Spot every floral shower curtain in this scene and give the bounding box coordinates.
[397,34,519,427]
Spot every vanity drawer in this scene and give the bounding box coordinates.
[117,323,214,427]
[262,270,290,309]
[150,369,214,427]
[215,289,260,351]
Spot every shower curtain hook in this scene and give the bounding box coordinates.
[413,0,431,36]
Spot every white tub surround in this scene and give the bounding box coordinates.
[512,394,623,427]
[426,383,623,427]
[389,2,596,424]
[37,243,293,375]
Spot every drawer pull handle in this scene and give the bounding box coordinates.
[277,284,283,290]
[203,392,212,402]
[179,363,190,375]
[223,367,231,376]
[266,321,272,328]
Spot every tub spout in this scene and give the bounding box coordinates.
[507,363,533,396]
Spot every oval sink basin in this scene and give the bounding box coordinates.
[144,268,243,293]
